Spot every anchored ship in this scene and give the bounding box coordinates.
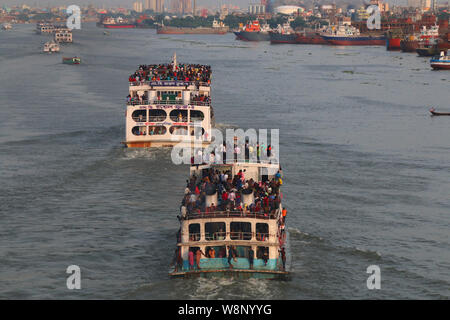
[296,29,329,45]
[234,20,271,41]
[157,19,228,35]
[321,24,386,46]
[124,54,214,148]
[269,22,297,44]
[99,17,136,29]
[401,25,440,53]
[170,158,288,279]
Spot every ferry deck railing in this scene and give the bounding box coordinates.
[127,99,211,106]
[184,211,278,220]
[185,232,273,242]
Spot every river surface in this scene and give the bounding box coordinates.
[0,23,449,299]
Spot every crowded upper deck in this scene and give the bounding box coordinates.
[128,63,212,86]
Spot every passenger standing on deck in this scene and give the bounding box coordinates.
[188,250,194,270]
[280,247,286,271]
[248,248,254,270]
[196,248,205,269]
[227,246,234,269]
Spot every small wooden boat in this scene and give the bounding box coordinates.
[62,57,81,65]
[430,108,450,116]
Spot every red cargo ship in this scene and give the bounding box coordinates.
[296,31,328,45]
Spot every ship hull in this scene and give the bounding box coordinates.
[103,24,136,29]
[234,31,270,41]
[386,38,402,50]
[430,62,450,70]
[296,34,328,45]
[322,35,386,46]
[416,47,443,57]
[400,40,418,52]
[269,32,298,44]
[157,27,228,35]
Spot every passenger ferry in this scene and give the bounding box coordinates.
[43,40,60,53]
[124,54,214,148]
[170,159,289,279]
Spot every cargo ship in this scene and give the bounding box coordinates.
[430,51,450,70]
[124,54,214,148]
[169,158,288,279]
[98,17,136,29]
[269,22,297,44]
[156,19,228,35]
[234,20,271,41]
[321,24,386,46]
[401,25,440,53]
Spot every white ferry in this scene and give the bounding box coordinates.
[170,159,289,279]
[124,54,214,148]
[2,23,12,30]
[36,22,55,34]
[54,28,73,43]
[43,40,60,53]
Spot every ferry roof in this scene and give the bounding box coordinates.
[129,63,211,86]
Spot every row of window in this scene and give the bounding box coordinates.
[188,245,269,259]
[188,222,269,242]
[132,109,204,123]
[132,126,206,136]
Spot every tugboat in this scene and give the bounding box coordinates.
[416,39,445,57]
[269,21,298,44]
[430,51,450,70]
[124,53,215,148]
[170,156,288,279]
[401,25,440,53]
[62,57,81,64]
[234,20,271,41]
[43,40,60,53]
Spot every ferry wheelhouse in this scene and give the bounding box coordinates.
[170,160,288,279]
[124,54,214,148]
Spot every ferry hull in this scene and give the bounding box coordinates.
[430,62,450,70]
[234,31,270,41]
[322,35,386,46]
[124,140,211,148]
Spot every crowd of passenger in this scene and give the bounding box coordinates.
[128,63,212,84]
[179,166,283,220]
[190,93,211,105]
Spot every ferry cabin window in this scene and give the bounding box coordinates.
[205,222,226,241]
[170,110,188,122]
[257,247,269,260]
[230,222,252,240]
[132,126,146,136]
[132,109,147,122]
[169,126,188,135]
[148,109,167,122]
[189,224,200,241]
[190,126,205,138]
[158,91,181,101]
[256,223,269,241]
[190,110,204,122]
[234,246,252,258]
[205,246,226,258]
[148,126,166,135]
